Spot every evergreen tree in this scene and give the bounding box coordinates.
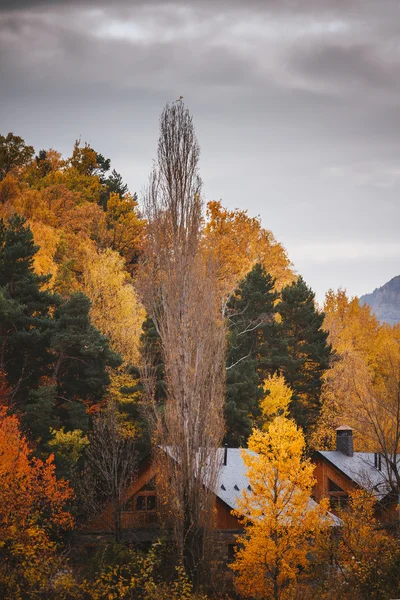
[104,169,129,199]
[225,264,279,446]
[95,152,128,209]
[50,292,121,405]
[277,276,331,432]
[34,149,53,178]
[26,293,122,438]
[0,216,121,437]
[0,214,59,397]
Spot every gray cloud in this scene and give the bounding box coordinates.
[0,0,399,301]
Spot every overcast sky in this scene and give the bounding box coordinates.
[1,0,399,302]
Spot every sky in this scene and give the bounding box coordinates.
[1,0,399,303]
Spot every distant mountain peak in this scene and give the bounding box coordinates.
[359,275,400,325]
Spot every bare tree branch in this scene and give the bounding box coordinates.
[137,102,226,584]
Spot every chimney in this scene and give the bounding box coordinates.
[335,425,354,457]
[374,453,382,470]
[223,444,228,466]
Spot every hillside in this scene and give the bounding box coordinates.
[359,275,400,325]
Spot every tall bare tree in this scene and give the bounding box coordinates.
[138,102,226,583]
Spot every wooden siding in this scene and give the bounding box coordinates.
[312,456,356,504]
[215,497,241,530]
[312,454,398,523]
[84,459,158,533]
[85,458,242,534]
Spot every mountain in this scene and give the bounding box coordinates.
[359,276,400,325]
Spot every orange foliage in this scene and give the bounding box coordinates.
[0,174,19,205]
[105,192,145,262]
[0,372,10,409]
[0,409,74,594]
[0,408,73,531]
[203,200,294,299]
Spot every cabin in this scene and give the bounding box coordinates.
[85,447,247,567]
[85,445,339,568]
[312,425,399,522]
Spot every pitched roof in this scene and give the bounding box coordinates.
[217,448,341,525]
[163,446,340,525]
[216,448,252,510]
[316,451,392,499]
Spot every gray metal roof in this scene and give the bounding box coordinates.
[216,448,253,510]
[163,446,340,525]
[216,448,341,525]
[317,451,392,499]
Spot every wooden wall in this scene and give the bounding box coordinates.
[84,459,242,534]
[215,497,241,530]
[312,454,398,523]
[312,456,356,504]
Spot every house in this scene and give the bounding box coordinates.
[312,425,399,522]
[84,445,338,566]
[85,447,247,565]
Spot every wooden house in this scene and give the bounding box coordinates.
[312,426,399,522]
[85,447,246,565]
[84,445,341,568]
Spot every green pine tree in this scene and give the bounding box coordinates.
[225,264,279,446]
[0,214,59,397]
[50,291,122,407]
[26,292,122,440]
[277,276,331,432]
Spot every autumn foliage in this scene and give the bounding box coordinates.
[0,408,73,597]
[1,118,400,599]
[204,200,294,299]
[231,418,330,600]
[313,490,400,600]
[0,138,146,366]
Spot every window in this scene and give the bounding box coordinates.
[329,494,348,510]
[328,478,344,493]
[123,488,157,513]
[123,478,157,513]
[327,478,348,510]
[135,492,157,512]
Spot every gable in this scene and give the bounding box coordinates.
[314,451,390,499]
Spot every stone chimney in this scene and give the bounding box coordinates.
[336,425,354,457]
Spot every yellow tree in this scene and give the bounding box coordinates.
[315,291,400,503]
[105,192,145,263]
[0,173,20,205]
[29,220,60,286]
[315,490,400,600]
[231,418,329,600]
[203,200,294,300]
[81,247,145,365]
[311,289,381,450]
[349,324,400,495]
[260,373,292,426]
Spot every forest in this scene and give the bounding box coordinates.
[1,103,400,600]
